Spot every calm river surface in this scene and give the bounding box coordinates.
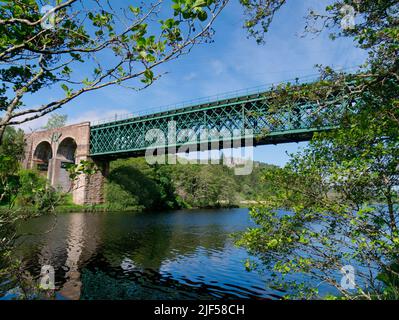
[2,208,292,300]
[2,208,342,300]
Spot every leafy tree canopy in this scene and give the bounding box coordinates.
[41,113,67,130]
[237,0,399,299]
[0,0,228,141]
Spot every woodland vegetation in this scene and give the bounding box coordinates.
[104,157,276,211]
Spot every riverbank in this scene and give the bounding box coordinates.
[0,204,142,214]
[0,202,244,214]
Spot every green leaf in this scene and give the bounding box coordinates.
[197,10,208,21]
[61,84,69,92]
[129,5,140,15]
[193,0,207,8]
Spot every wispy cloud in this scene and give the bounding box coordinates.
[69,108,131,125]
[16,114,51,133]
[210,59,227,76]
[183,72,198,81]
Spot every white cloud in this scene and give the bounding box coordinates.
[210,59,227,76]
[183,72,197,81]
[68,108,131,125]
[13,108,132,133]
[16,114,51,133]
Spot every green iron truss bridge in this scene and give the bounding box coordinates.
[90,79,353,158]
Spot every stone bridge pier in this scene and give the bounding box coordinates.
[23,122,108,205]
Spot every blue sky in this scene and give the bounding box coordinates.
[19,0,368,166]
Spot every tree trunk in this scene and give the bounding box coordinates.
[0,124,6,145]
[387,190,397,234]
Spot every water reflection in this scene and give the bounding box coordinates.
[11,209,275,300]
[59,214,88,299]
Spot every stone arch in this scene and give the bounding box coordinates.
[54,137,77,192]
[21,122,106,205]
[57,137,77,162]
[32,141,53,178]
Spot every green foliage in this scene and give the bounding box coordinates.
[0,155,19,206]
[377,263,399,299]
[233,162,276,200]
[0,209,21,278]
[170,163,238,208]
[235,0,399,300]
[15,169,59,213]
[15,169,45,206]
[65,160,98,185]
[151,164,186,209]
[0,0,225,136]
[41,114,67,130]
[105,181,141,211]
[237,119,398,299]
[0,126,25,205]
[0,126,25,160]
[237,93,398,299]
[106,158,178,211]
[239,0,287,44]
[105,157,273,211]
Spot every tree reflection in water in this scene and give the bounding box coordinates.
[12,209,273,300]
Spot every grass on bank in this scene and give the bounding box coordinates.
[0,192,241,214]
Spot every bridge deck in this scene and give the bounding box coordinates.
[89,84,348,157]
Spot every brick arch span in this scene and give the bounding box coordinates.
[54,136,78,192]
[22,122,108,205]
[32,140,53,179]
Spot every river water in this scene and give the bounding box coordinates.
[2,208,293,300]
